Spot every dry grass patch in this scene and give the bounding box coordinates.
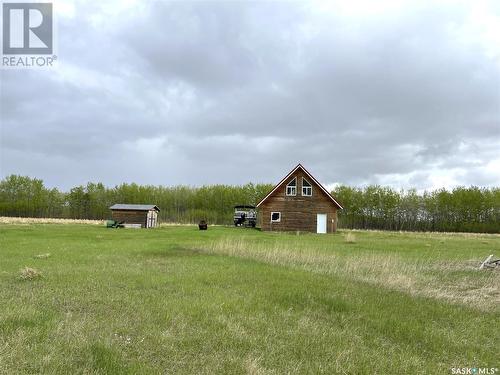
[245,356,273,375]
[34,253,51,259]
[344,232,356,243]
[19,267,42,280]
[351,228,500,239]
[0,217,103,225]
[158,223,197,227]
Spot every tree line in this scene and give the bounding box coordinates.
[0,175,273,225]
[0,175,498,233]
[335,185,500,233]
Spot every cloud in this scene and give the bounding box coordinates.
[1,0,499,190]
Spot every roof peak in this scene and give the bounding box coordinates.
[256,163,343,209]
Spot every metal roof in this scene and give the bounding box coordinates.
[109,204,160,211]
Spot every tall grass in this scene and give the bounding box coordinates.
[205,236,499,311]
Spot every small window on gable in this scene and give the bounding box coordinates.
[302,178,312,196]
[271,212,281,222]
[286,177,297,196]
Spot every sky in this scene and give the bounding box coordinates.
[1,0,499,191]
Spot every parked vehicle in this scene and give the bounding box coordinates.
[199,220,208,230]
[233,205,257,227]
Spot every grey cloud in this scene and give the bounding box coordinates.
[1,1,499,190]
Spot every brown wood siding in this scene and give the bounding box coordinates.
[111,210,148,228]
[258,169,338,233]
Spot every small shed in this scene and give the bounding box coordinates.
[109,204,160,228]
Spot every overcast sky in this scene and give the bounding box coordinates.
[1,0,499,191]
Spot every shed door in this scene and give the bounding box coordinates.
[317,214,327,234]
[147,210,157,228]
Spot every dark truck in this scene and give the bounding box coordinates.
[233,205,257,227]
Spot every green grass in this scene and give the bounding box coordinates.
[0,225,499,374]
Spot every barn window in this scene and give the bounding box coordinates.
[271,212,281,222]
[286,178,297,196]
[302,178,312,196]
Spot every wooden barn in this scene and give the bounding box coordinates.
[109,204,160,228]
[256,164,343,233]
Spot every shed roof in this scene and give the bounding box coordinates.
[109,204,160,211]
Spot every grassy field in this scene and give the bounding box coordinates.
[0,224,499,374]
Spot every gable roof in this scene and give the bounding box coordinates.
[109,204,160,211]
[256,164,343,209]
